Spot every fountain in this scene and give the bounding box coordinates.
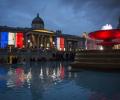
[89,24,120,50]
[71,24,120,71]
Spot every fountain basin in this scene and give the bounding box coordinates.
[71,50,120,71]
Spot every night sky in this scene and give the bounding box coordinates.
[0,0,120,35]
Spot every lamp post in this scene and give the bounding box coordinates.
[8,45,13,64]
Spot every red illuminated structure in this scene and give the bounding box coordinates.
[89,29,120,49]
[16,32,24,48]
[60,37,64,51]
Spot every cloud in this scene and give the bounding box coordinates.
[0,0,120,35]
[60,0,120,31]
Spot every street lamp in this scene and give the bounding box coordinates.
[28,39,30,48]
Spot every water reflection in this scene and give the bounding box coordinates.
[29,62,66,100]
[0,62,119,100]
[74,71,120,100]
[32,62,65,85]
[0,67,7,90]
[6,67,32,88]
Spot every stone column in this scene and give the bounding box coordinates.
[43,36,46,48]
[31,34,35,48]
[40,35,41,47]
[64,38,67,51]
[39,35,41,48]
[37,34,40,48]
[34,35,37,48]
[50,35,53,48]
[45,36,48,48]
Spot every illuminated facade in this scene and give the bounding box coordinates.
[0,31,24,48]
[26,14,85,51]
[0,13,85,51]
[26,28,55,49]
[1,32,8,48]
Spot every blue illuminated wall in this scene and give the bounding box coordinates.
[1,32,8,48]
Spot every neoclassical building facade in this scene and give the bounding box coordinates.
[0,13,85,51]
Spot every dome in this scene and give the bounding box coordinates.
[31,13,44,29]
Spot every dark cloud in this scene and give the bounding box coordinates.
[60,0,120,32]
[0,0,120,35]
[61,0,120,9]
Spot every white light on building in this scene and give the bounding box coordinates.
[100,46,103,50]
[53,42,55,45]
[8,32,15,45]
[47,43,49,47]
[28,40,30,43]
[60,48,61,51]
[41,44,43,47]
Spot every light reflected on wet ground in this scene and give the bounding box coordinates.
[0,61,120,100]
